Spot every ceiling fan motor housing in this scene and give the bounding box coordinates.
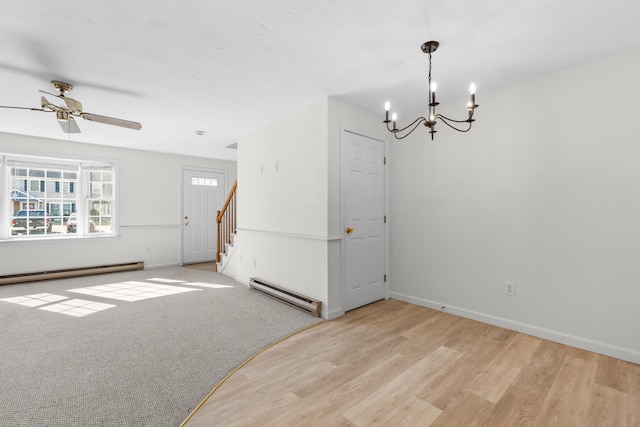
[51,81,73,94]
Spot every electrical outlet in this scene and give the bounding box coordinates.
[505,281,515,296]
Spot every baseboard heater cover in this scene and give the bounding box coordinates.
[249,277,322,317]
[0,262,144,285]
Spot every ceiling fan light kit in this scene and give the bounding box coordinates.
[0,81,142,134]
[383,41,478,140]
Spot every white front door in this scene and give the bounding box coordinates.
[182,169,226,264]
[342,130,386,311]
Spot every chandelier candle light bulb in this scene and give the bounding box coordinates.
[469,83,477,109]
[383,41,479,140]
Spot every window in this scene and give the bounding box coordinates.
[191,176,218,187]
[30,180,44,192]
[1,153,117,239]
[86,167,114,234]
[63,181,75,194]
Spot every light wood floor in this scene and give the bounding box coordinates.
[183,299,640,426]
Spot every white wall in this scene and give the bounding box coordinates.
[235,99,331,311]
[0,132,236,275]
[389,47,640,363]
[234,97,384,318]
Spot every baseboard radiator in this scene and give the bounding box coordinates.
[249,277,322,317]
[0,262,144,286]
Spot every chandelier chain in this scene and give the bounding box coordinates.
[428,52,432,92]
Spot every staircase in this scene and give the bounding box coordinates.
[216,180,237,272]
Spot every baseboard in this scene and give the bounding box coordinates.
[249,277,322,317]
[390,291,640,365]
[0,262,144,285]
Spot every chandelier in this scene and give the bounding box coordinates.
[383,41,478,140]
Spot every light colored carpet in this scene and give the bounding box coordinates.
[0,266,322,426]
[182,262,217,272]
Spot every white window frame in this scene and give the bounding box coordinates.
[0,152,119,241]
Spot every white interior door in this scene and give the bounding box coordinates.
[342,130,386,311]
[182,169,226,264]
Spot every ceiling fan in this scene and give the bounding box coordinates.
[0,80,142,133]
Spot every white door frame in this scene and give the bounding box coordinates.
[181,166,228,265]
[340,126,390,312]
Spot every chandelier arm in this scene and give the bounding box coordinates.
[389,117,428,139]
[436,116,473,133]
[387,116,427,137]
[435,113,474,124]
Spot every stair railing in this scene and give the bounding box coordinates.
[216,180,237,263]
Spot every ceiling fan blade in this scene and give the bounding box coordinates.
[0,105,47,112]
[57,112,81,134]
[39,89,61,98]
[81,112,142,130]
[39,90,66,104]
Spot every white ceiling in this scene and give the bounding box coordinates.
[2,0,640,161]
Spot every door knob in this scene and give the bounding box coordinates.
[345,227,353,234]
[184,221,189,226]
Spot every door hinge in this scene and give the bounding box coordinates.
[384,215,387,223]
[384,274,387,282]
[384,157,387,165]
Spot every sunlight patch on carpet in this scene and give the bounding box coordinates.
[39,299,116,317]
[68,281,201,301]
[1,278,230,319]
[1,293,68,307]
[0,294,115,317]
